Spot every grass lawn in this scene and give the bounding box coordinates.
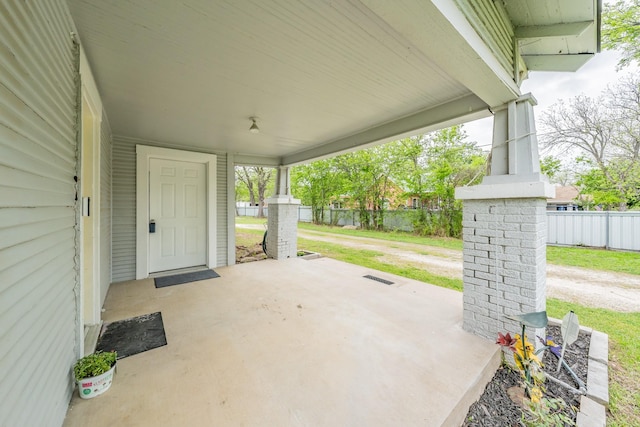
[298,220,640,276]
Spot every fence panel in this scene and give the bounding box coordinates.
[546,211,640,251]
[609,212,640,251]
[235,206,640,251]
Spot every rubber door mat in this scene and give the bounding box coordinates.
[154,269,220,288]
[96,312,167,359]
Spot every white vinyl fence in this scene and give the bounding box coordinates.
[235,205,314,222]
[237,206,640,251]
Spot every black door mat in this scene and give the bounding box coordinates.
[96,312,167,359]
[154,269,220,288]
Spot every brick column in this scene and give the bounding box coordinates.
[456,94,554,342]
[460,197,548,340]
[265,196,300,259]
[265,166,300,259]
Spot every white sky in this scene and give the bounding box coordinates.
[464,50,638,151]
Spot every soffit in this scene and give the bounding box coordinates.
[67,1,597,164]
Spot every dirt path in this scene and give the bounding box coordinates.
[238,224,640,312]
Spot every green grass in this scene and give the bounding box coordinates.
[236,216,640,276]
[297,222,464,250]
[295,220,640,276]
[235,216,268,225]
[547,245,640,276]
[235,228,265,247]
[298,238,463,291]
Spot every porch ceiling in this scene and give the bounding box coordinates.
[68,0,599,165]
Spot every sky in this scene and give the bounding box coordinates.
[463,49,638,151]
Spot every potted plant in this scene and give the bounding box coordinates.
[73,351,117,399]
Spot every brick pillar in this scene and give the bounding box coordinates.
[265,166,300,259]
[265,196,300,259]
[456,94,554,342]
[460,198,548,340]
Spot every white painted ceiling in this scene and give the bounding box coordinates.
[68,0,599,165]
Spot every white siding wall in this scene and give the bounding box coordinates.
[111,138,136,282]
[217,151,228,267]
[454,0,516,78]
[112,137,229,282]
[0,1,79,426]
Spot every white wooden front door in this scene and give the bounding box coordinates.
[149,158,207,272]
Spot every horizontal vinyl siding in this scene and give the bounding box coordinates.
[455,0,515,78]
[217,154,228,266]
[112,137,229,281]
[0,1,79,427]
[112,138,137,282]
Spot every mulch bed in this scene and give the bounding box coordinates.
[464,325,590,426]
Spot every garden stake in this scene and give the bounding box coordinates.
[557,311,579,374]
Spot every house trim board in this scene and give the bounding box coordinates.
[79,44,103,343]
[136,145,217,279]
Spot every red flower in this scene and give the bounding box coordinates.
[496,332,517,347]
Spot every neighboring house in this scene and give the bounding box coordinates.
[0,1,599,426]
[547,185,581,211]
[330,180,407,210]
[404,193,442,211]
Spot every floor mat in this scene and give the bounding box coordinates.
[96,312,167,359]
[154,269,220,288]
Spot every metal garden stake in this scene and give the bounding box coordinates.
[557,311,579,374]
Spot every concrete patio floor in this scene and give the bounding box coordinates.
[64,257,500,427]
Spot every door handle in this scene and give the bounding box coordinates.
[149,220,156,233]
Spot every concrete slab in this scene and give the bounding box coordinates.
[64,258,499,427]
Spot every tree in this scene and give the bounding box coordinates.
[235,166,275,217]
[576,158,640,210]
[419,126,486,237]
[291,160,345,224]
[602,0,640,69]
[333,146,397,230]
[388,135,428,204]
[540,75,640,210]
[540,155,562,182]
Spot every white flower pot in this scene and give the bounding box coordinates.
[77,364,116,399]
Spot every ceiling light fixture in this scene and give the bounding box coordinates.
[249,117,260,134]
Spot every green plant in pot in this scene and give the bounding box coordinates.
[73,351,117,399]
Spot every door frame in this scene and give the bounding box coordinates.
[136,145,217,279]
[79,48,102,327]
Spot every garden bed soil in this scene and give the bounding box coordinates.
[236,243,267,263]
[464,325,590,426]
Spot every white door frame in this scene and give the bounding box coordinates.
[136,145,217,279]
[79,48,102,330]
